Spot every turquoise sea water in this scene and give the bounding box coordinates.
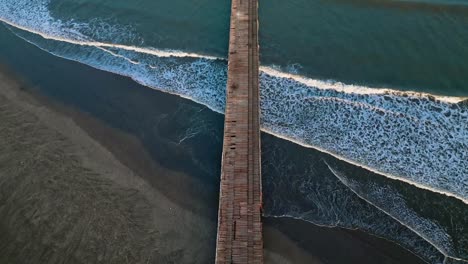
[260,0,468,95]
[0,0,467,263]
[42,0,468,95]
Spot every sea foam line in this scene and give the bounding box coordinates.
[14,31,467,262]
[3,25,226,115]
[0,18,222,61]
[1,18,468,205]
[262,215,434,264]
[262,127,468,205]
[260,66,467,104]
[0,17,466,104]
[325,162,467,263]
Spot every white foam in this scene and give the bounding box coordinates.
[2,1,468,262]
[260,66,467,103]
[260,71,468,203]
[1,0,467,203]
[0,0,221,60]
[326,162,467,261]
[260,147,445,263]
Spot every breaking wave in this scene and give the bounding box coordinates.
[1,2,466,201]
[260,68,468,202]
[1,0,468,262]
[260,137,446,264]
[326,163,467,263]
[8,23,467,202]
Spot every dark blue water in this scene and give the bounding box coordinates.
[0,0,467,263]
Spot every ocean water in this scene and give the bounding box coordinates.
[0,0,467,263]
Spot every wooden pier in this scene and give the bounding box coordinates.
[215,0,263,263]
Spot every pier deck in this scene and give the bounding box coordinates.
[215,0,262,263]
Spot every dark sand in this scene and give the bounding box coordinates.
[0,68,216,264]
[264,217,428,264]
[0,61,429,264]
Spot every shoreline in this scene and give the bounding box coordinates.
[5,21,467,206]
[265,217,428,264]
[0,66,217,263]
[3,18,468,100]
[0,62,430,264]
[0,22,453,263]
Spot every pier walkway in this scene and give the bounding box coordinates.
[215,0,263,263]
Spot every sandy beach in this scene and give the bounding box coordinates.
[0,67,217,263]
[0,63,429,264]
[0,65,318,264]
[264,217,428,264]
[1,0,468,262]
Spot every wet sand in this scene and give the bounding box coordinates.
[264,217,428,264]
[0,21,432,262]
[0,64,429,264]
[0,67,216,264]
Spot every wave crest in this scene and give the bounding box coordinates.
[2,7,467,202]
[1,1,468,262]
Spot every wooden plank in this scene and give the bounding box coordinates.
[215,0,263,263]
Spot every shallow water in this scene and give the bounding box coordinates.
[0,0,467,263]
